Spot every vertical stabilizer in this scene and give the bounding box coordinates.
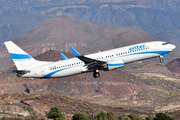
[4,41,51,70]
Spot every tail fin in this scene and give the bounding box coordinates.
[4,41,50,70]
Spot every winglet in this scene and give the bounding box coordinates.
[60,53,68,60]
[69,46,82,57]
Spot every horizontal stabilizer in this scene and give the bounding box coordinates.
[60,53,68,60]
[12,70,30,74]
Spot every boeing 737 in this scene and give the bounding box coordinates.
[4,41,176,78]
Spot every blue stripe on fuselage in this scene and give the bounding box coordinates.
[42,64,82,78]
[10,53,32,59]
[129,50,170,57]
[105,50,171,61]
[42,68,66,78]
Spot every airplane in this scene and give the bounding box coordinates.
[4,41,176,78]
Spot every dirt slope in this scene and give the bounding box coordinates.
[165,58,180,74]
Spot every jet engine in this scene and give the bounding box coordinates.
[104,59,124,71]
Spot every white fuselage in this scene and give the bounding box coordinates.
[21,41,175,78]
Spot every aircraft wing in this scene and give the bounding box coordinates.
[70,46,106,70]
[78,55,106,69]
[77,55,105,64]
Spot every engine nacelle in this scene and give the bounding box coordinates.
[104,59,124,71]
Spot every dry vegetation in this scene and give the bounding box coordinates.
[0,93,153,119]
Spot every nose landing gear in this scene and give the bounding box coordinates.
[93,70,100,78]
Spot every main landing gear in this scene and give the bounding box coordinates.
[159,56,163,63]
[160,59,163,63]
[93,70,100,78]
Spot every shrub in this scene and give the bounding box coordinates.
[46,107,64,120]
[127,114,138,120]
[107,112,115,120]
[72,113,90,120]
[117,115,131,120]
[95,111,108,120]
[153,112,174,120]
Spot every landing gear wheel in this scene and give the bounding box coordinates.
[93,70,100,78]
[160,59,163,63]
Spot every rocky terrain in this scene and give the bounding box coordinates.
[0,50,145,106]
[0,1,180,119]
[0,93,154,119]
[0,11,179,119]
[0,50,180,115]
[166,58,180,75]
[0,92,179,119]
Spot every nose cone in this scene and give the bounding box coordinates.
[169,44,176,50]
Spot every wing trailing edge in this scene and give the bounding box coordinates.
[69,46,106,70]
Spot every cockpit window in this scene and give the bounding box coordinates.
[162,42,168,45]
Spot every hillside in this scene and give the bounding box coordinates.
[165,58,180,74]
[1,0,180,48]
[1,50,180,114]
[0,15,158,71]
[1,93,179,119]
[0,50,146,106]
[0,1,180,118]
[0,93,154,119]
[1,1,180,66]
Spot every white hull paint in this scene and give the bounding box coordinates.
[4,41,176,78]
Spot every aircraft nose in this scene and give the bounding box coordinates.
[169,44,176,50]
